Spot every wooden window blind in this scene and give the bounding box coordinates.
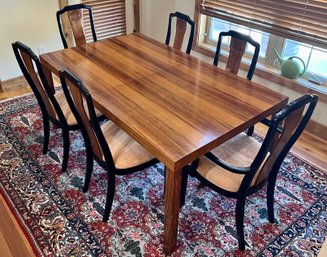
[200,0,327,48]
[82,0,126,41]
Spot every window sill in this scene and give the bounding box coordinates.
[193,43,327,104]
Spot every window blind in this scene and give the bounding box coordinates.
[200,0,327,48]
[82,0,126,41]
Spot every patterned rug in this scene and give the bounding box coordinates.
[0,93,326,257]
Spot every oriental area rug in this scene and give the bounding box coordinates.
[0,93,326,257]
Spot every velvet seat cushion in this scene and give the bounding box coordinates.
[100,120,154,169]
[196,133,265,192]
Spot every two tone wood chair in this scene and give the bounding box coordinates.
[214,30,260,81]
[12,41,80,173]
[56,3,97,48]
[214,30,261,135]
[60,69,159,221]
[181,94,318,250]
[12,41,102,173]
[165,11,195,54]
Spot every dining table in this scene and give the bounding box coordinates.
[40,32,288,255]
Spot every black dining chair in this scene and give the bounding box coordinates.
[165,11,195,54]
[214,30,260,136]
[56,3,97,48]
[12,41,103,173]
[60,69,159,221]
[181,94,318,250]
[213,30,260,81]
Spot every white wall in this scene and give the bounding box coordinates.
[140,0,175,42]
[126,0,134,34]
[0,0,134,81]
[0,0,63,81]
[174,0,195,17]
[140,0,195,43]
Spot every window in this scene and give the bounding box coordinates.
[199,15,327,84]
[207,18,269,58]
[200,0,327,48]
[82,0,126,42]
[283,40,327,82]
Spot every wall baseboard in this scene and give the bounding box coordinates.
[0,75,28,92]
[0,75,60,93]
[306,120,327,141]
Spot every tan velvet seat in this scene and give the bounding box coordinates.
[197,133,264,192]
[101,121,154,169]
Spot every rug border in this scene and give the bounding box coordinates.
[0,93,43,256]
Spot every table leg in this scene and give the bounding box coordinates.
[163,167,181,255]
[42,65,55,95]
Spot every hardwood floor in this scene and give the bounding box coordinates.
[256,124,327,170]
[0,195,35,257]
[0,85,326,256]
[0,86,31,101]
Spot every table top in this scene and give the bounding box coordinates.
[40,33,288,171]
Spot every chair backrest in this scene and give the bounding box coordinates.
[60,70,115,168]
[56,4,97,49]
[213,30,260,80]
[165,11,195,54]
[253,94,318,187]
[12,41,58,120]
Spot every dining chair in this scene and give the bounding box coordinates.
[213,30,260,81]
[60,69,159,222]
[56,3,97,49]
[165,11,195,54]
[12,41,102,173]
[214,30,260,136]
[181,94,318,250]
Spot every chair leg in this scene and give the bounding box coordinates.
[103,174,116,222]
[235,197,246,251]
[83,147,94,193]
[267,178,277,223]
[42,115,50,154]
[61,127,70,173]
[247,125,254,136]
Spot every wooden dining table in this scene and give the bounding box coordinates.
[40,33,288,255]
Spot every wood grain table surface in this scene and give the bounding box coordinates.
[40,33,288,255]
